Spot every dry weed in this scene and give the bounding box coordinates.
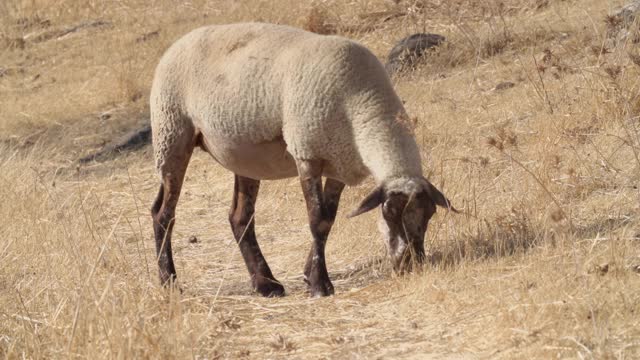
[302,4,336,35]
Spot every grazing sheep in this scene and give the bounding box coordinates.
[150,22,456,298]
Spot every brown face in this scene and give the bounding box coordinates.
[378,190,436,272]
[349,178,455,273]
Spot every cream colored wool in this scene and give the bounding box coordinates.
[151,22,423,185]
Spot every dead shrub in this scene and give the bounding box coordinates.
[302,5,336,35]
[481,31,513,57]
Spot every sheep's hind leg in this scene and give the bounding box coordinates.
[297,160,345,297]
[229,175,285,297]
[151,134,194,288]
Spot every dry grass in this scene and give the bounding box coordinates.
[1,0,640,358]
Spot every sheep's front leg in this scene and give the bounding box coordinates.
[229,175,285,297]
[297,160,345,297]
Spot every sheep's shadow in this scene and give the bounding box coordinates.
[181,209,638,298]
[183,256,390,298]
[426,212,636,269]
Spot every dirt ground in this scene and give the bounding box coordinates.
[1,0,639,358]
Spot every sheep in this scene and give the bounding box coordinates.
[150,22,456,298]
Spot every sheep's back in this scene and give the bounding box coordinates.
[152,23,409,184]
[164,24,301,143]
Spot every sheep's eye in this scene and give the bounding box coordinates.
[382,201,398,220]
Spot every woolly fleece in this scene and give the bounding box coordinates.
[150,22,423,185]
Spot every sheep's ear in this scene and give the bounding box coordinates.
[347,187,385,218]
[424,180,459,213]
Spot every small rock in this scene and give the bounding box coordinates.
[607,0,640,41]
[188,235,198,244]
[594,263,609,276]
[135,30,160,43]
[494,81,515,91]
[78,122,151,164]
[385,33,446,75]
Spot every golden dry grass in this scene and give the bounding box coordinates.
[1,0,639,358]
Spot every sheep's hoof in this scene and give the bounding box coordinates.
[254,278,285,297]
[309,280,334,298]
[159,273,183,294]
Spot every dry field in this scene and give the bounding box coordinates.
[1,0,639,358]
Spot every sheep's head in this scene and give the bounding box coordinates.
[348,177,456,273]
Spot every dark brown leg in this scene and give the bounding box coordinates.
[150,129,194,287]
[151,172,192,286]
[297,160,345,297]
[229,175,285,297]
[151,183,177,286]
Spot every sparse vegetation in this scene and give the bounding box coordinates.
[1,0,639,359]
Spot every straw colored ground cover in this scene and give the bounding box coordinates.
[1,0,639,358]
